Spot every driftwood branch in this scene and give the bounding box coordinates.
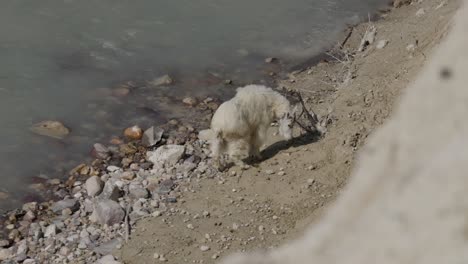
[289,91,329,135]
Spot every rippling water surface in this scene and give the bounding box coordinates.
[0,0,386,211]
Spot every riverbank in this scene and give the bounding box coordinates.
[0,0,459,263]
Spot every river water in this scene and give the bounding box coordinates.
[0,0,386,211]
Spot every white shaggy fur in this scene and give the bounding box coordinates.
[210,84,293,166]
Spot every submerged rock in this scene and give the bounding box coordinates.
[182,97,198,107]
[148,74,173,87]
[30,120,70,139]
[92,143,110,159]
[123,125,143,140]
[0,191,9,200]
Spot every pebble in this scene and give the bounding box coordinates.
[120,171,136,181]
[124,125,143,140]
[107,165,121,172]
[44,224,57,238]
[187,224,194,229]
[182,97,198,107]
[277,171,286,176]
[212,254,219,259]
[96,255,122,264]
[152,211,162,217]
[416,8,426,17]
[265,170,274,175]
[406,44,416,52]
[376,39,389,49]
[200,245,210,252]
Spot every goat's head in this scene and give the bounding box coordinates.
[278,104,300,140]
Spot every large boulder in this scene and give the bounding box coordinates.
[91,199,125,226]
[146,145,185,167]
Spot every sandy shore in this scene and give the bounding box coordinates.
[117,0,459,263]
[0,0,459,263]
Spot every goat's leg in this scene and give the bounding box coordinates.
[250,127,268,161]
[228,139,249,167]
[210,135,226,170]
[249,135,263,161]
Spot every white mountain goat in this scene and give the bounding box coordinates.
[210,84,294,167]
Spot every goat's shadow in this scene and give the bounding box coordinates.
[247,131,322,165]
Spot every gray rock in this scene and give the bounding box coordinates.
[92,199,125,226]
[98,179,123,201]
[0,248,12,261]
[22,202,38,213]
[44,224,57,238]
[0,240,10,248]
[155,179,175,195]
[147,145,185,167]
[177,161,197,173]
[51,198,79,213]
[96,255,122,264]
[86,176,104,197]
[23,259,36,264]
[16,253,27,262]
[16,240,28,256]
[92,143,110,159]
[92,239,122,256]
[59,246,70,256]
[128,184,149,199]
[106,165,120,172]
[142,126,164,147]
[28,223,44,241]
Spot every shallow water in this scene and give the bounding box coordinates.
[0,0,386,211]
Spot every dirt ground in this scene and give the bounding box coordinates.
[116,0,459,263]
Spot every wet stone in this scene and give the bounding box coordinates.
[51,199,79,214]
[124,126,143,140]
[92,143,110,159]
